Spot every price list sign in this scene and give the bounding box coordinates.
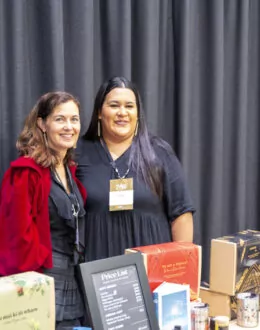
[78,253,159,330]
[93,265,149,329]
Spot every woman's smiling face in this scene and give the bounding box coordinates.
[99,88,138,142]
[38,100,80,153]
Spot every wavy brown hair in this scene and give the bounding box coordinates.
[16,91,80,168]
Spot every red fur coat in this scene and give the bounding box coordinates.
[0,157,86,276]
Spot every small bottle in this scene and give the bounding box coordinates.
[214,316,229,330]
[191,302,209,330]
[236,293,259,328]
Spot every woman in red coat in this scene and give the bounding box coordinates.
[0,91,87,329]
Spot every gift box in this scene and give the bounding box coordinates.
[199,286,236,320]
[210,229,260,296]
[153,282,191,330]
[125,242,201,300]
[0,271,55,330]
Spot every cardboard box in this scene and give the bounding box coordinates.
[199,286,236,320]
[0,271,55,330]
[153,282,191,330]
[125,242,201,300]
[210,229,260,296]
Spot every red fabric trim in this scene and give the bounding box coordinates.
[0,156,87,276]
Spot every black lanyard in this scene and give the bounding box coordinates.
[100,138,131,179]
[52,165,80,252]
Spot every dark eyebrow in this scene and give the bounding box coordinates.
[107,100,135,104]
[107,100,120,103]
[53,114,79,118]
[53,114,65,118]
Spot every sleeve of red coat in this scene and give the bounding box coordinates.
[0,168,50,275]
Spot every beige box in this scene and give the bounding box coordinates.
[199,286,236,320]
[210,229,260,296]
[0,271,55,330]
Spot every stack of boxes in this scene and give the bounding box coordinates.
[200,229,260,319]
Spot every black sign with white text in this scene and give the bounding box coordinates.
[92,265,150,330]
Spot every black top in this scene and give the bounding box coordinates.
[44,173,86,322]
[48,170,86,259]
[76,138,195,262]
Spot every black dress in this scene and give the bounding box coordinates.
[76,138,195,262]
[42,170,86,330]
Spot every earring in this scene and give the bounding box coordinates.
[43,131,48,147]
[134,121,139,136]
[98,120,101,137]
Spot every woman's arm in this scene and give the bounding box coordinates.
[0,168,49,275]
[152,140,195,242]
[171,212,193,242]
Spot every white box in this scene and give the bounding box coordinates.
[153,282,191,330]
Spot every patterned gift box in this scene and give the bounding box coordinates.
[0,271,55,330]
[210,229,260,296]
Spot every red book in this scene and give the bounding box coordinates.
[125,242,201,300]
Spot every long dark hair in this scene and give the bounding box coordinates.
[17,91,80,168]
[83,77,164,197]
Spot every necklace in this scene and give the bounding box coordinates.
[52,165,81,252]
[53,167,70,193]
[100,138,131,179]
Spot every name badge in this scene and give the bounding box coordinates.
[109,178,133,211]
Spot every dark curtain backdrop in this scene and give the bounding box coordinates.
[1,0,260,282]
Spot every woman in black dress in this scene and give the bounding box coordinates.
[36,93,87,329]
[76,77,195,262]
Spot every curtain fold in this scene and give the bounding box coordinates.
[1,0,260,281]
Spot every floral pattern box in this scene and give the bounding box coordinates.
[0,271,55,330]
